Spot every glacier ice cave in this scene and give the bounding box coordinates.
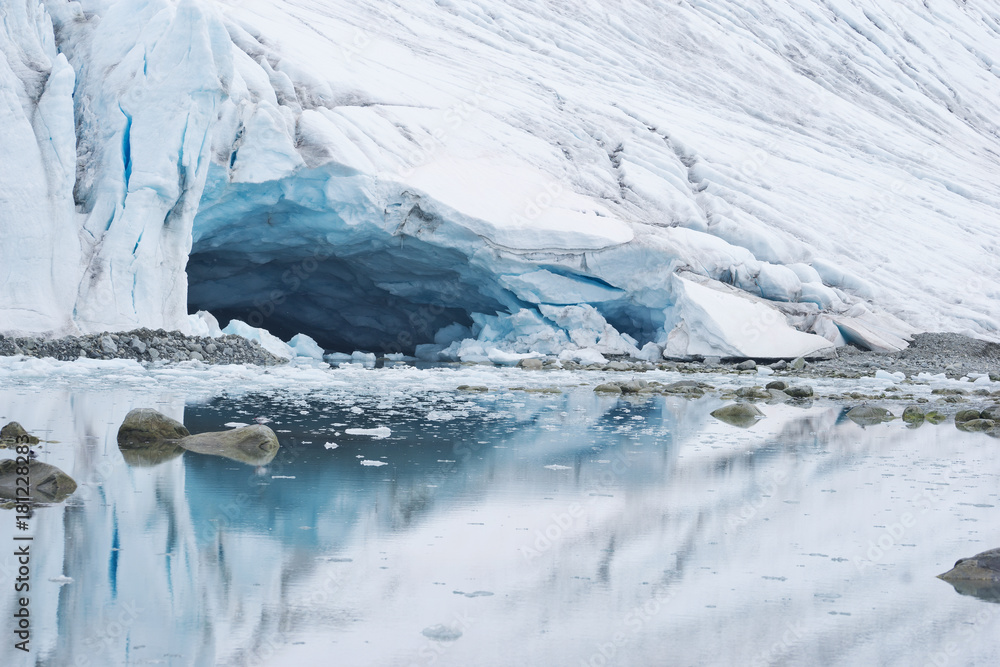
[2,0,1000,358]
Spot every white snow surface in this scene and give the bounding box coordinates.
[2,0,1000,357]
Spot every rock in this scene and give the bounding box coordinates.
[736,386,770,400]
[784,385,814,398]
[130,336,147,353]
[117,409,190,449]
[980,405,1000,421]
[620,379,648,394]
[991,372,1000,382]
[0,421,39,444]
[938,548,1000,601]
[958,419,996,432]
[735,360,756,371]
[711,403,765,428]
[189,351,204,362]
[594,383,623,394]
[205,343,218,354]
[605,361,632,371]
[765,381,788,391]
[0,459,77,503]
[791,356,806,371]
[770,360,788,371]
[457,385,488,392]
[766,389,790,403]
[955,409,982,424]
[177,425,280,465]
[517,358,544,370]
[939,548,1000,582]
[148,348,160,360]
[100,334,118,355]
[846,406,895,426]
[925,411,947,424]
[902,406,925,425]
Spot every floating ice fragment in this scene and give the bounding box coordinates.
[874,369,905,382]
[350,406,364,414]
[324,442,339,449]
[360,460,388,467]
[544,464,572,470]
[271,475,296,479]
[422,624,463,641]
[346,426,392,439]
[427,410,455,421]
[225,422,249,428]
[49,575,73,584]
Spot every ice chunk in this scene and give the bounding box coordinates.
[188,311,223,338]
[288,333,325,359]
[558,348,607,365]
[664,276,835,359]
[345,426,392,439]
[360,460,388,467]
[222,320,294,359]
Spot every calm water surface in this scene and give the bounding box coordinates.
[1,378,999,666]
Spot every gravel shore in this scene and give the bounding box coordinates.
[0,329,286,366]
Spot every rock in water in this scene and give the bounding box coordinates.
[178,425,280,465]
[118,409,190,447]
[902,406,925,425]
[0,460,77,503]
[784,385,814,398]
[117,408,190,466]
[958,419,996,432]
[0,421,39,444]
[954,409,982,424]
[711,403,765,428]
[846,406,895,426]
[938,548,1000,603]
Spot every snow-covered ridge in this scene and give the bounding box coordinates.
[2,0,999,358]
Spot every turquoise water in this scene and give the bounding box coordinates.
[1,378,999,666]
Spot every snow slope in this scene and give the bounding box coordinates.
[2,0,999,357]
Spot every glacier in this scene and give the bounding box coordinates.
[2,0,1000,359]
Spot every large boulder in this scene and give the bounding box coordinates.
[117,409,190,466]
[178,425,280,465]
[117,409,190,447]
[710,403,765,428]
[0,460,77,503]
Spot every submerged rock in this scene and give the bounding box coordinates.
[958,419,996,432]
[846,406,895,426]
[736,386,770,400]
[711,403,765,428]
[925,410,947,424]
[765,380,788,391]
[902,406,925,425]
[178,425,280,465]
[0,460,77,503]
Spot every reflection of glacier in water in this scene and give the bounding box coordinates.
[2,376,1000,666]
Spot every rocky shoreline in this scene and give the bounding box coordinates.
[1,330,998,381]
[0,329,286,366]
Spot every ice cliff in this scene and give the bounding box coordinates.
[2,0,999,358]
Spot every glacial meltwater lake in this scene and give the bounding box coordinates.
[1,359,999,666]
